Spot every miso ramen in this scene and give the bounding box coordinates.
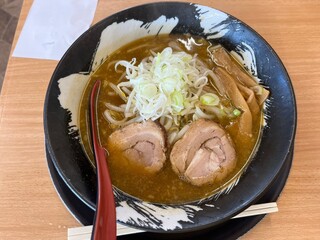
[79,34,269,204]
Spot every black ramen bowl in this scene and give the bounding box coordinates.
[44,2,296,233]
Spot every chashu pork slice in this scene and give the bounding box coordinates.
[107,120,166,173]
[170,119,236,186]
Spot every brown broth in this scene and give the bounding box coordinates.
[79,34,262,204]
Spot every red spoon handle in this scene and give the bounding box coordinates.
[90,80,116,240]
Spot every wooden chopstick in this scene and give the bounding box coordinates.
[67,202,278,239]
[231,202,278,219]
[68,224,145,240]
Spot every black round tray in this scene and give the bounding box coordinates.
[46,142,294,240]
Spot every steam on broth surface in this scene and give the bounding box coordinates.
[79,34,269,204]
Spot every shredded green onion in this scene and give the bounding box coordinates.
[115,47,211,120]
[200,93,220,106]
[233,108,241,117]
[113,47,241,125]
[171,91,184,113]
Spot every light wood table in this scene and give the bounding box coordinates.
[1,0,319,239]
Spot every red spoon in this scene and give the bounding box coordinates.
[90,80,116,240]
